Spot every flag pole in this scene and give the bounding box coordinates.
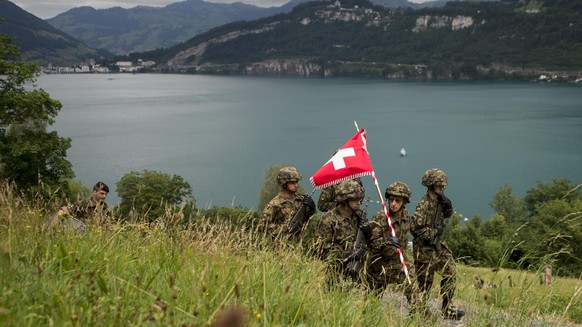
[353,121,411,284]
[370,171,411,284]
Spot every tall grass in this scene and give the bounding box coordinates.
[1,183,580,326]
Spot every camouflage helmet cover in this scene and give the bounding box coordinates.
[421,168,448,188]
[335,179,365,203]
[276,166,302,186]
[385,181,412,203]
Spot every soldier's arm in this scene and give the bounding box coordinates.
[364,213,390,250]
[259,202,278,234]
[411,200,432,242]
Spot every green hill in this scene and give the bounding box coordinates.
[0,0,111,66]
[1,182,580,325]
[137,0,582,81]
[45,0,435,55]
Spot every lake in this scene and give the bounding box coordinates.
[40,73,582,219]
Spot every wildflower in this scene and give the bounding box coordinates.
[255,312,261,319]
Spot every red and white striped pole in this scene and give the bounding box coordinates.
[354,121,411,284]
[371,171,411,284]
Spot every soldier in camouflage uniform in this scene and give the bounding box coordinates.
[313,179,366,281]
[360,182,419,311]
[318,177,365,213]
[51,181,111,230]
[259,166,315,243]
[411,168,465,320]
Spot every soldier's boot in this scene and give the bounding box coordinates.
[442,306,465,320]
[441,277,464,320]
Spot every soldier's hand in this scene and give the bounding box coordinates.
[356,211,367,227]
[302,195,316,210]
[360,224,373,240]
[437,195,452,210]
[435,220,444,237]
[385,236,402,248]
[437,194,453,217]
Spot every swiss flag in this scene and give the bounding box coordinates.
[310,129,374,189]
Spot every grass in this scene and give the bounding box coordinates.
[1,184,581,326]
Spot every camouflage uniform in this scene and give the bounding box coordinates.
[364,210,414,287]
[362,182,419,309]
[313,180,365,280]
[69,197,110,224]
[259,193,312,242]
[317,184,337,212]
[313,206,364,278]
[258,166,315,244]
[411,168,463,319]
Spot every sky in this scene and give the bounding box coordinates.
[11,0,430,19]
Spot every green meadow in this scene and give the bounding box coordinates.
[1,185,580,327]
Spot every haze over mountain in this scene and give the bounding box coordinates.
[46,0,437,55]
[0,0,111,66]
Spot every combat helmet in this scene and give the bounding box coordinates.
[335,179,365,203]
[276,166,302,187]
[421,168,448,188]
[385,181,412,204]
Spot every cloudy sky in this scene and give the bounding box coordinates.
[11,0,429,19]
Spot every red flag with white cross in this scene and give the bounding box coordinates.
[310,129,374,189]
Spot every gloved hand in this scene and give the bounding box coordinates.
[385,236,402,248]
[356,210,367,227]
[437,195,452,211]
[435,220,444,237]
[437,194,453,217]
[302,195,315,210]
[359,224,373,240]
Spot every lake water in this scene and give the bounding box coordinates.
[39,73,582,219]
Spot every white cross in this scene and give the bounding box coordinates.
[328,147,355,170]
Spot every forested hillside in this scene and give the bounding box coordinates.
[46,0,434,55]
[138,0,582,81]
[0,0,110,66]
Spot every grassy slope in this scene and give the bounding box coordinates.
[1,188,580,326]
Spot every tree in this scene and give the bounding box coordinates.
[115,170,194,221]
[445,215,486,265]
[257,163,306,212]
[523,179,580,216]
[514,198,582,276]
[0,32,73,194]
[490,184,526,224]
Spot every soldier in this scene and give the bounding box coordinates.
[259,166,316,243]
[360,181,419,312]
[50,181,111,230]
[318,176,367,228]
[313,179,366,281]
[411,168,465,320]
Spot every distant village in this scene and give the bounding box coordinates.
[41,59,156,74]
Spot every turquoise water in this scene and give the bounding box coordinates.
[41,74,582,219]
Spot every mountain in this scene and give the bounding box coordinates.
[47,0,286,55]
[138,0,582,81]
[0,0,111,66]
[46,0,428,55]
